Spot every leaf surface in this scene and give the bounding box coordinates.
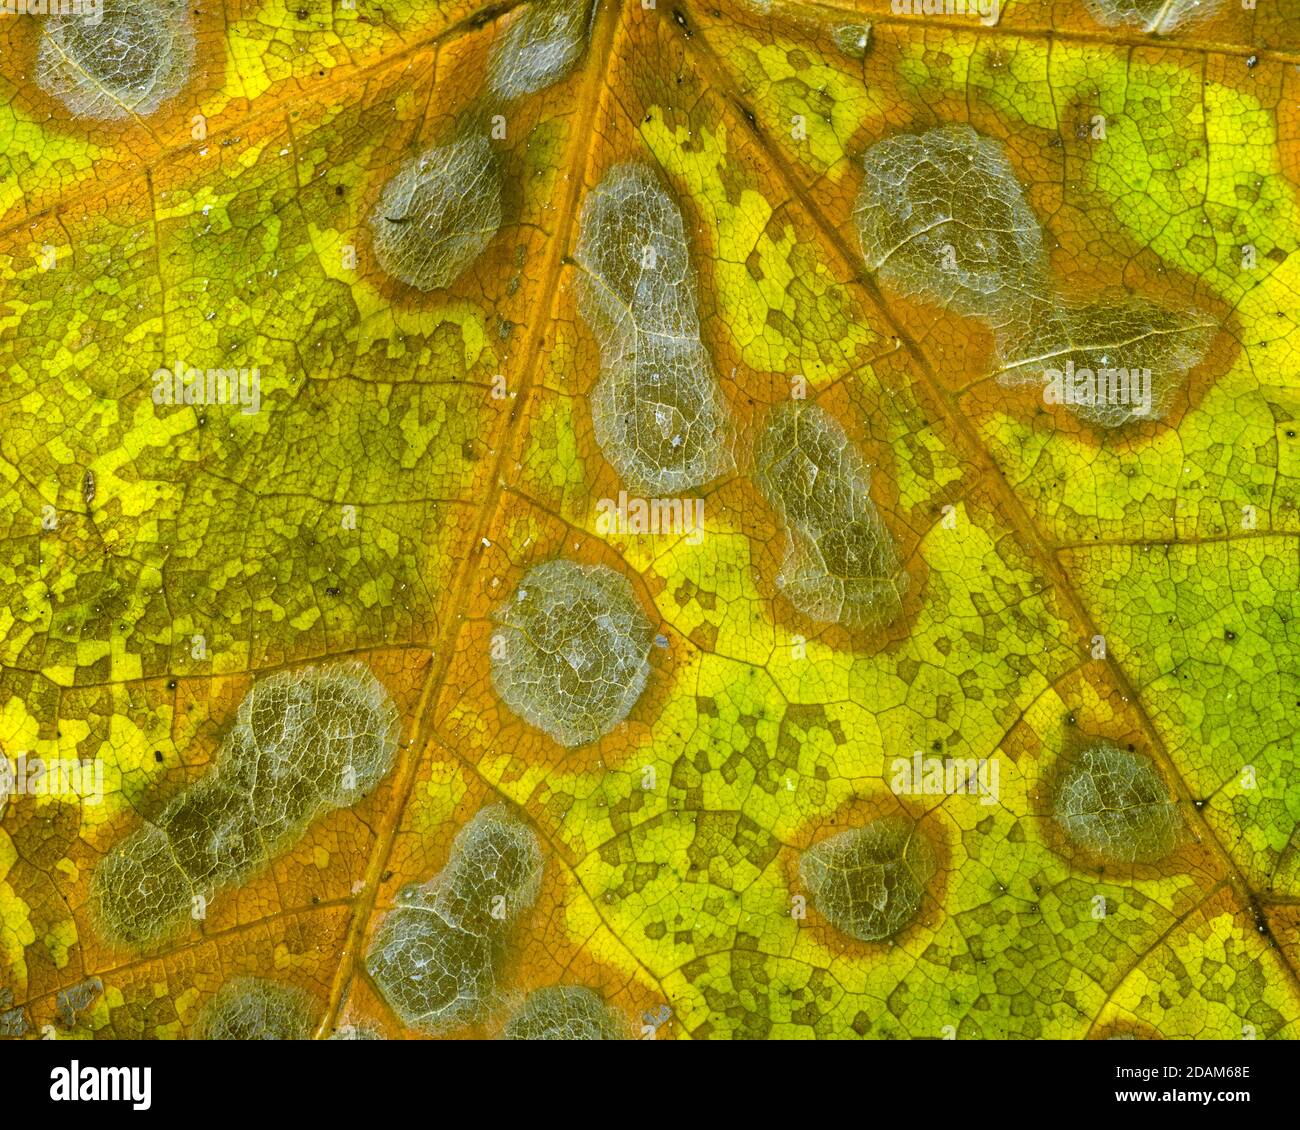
[0,0,1297,1040]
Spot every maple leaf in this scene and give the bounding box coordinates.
[0,0,1297,1041]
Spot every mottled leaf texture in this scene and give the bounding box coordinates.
[0,0,1297,1042]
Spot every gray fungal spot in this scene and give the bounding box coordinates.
[56,977,104,1027]
[854,124,1048,320]
[366,806,543,1035]
[1082,0,1225,34]
[92,661,400,948]
[754,401,907,630]
[831,23,872,59]
[370,134,504,291]
[328,1021,385,1040]
[194,977,316,1041]
[1053,743,1182,864]
[799,815,936,942]
[487,0,593,100]
[490,559,654,747]
[0,987,29,1038]
[994,293,1216,428]
[36,0,195,121]
[501,985,628,1040]
[575,162,734,493]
